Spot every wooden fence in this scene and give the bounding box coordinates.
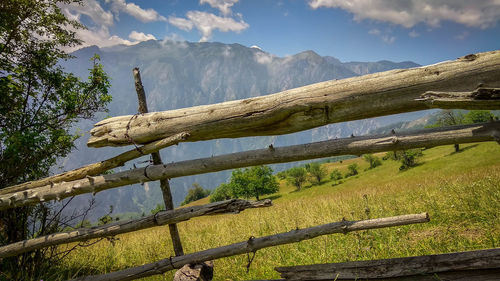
[0,50,499,280]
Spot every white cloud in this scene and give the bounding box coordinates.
[409,30,420,38]
[60,0,114,26]
[168,16,194,31]
[169,11,248,42]
[106,0,167,22]
[200,0,239,15]
[254,52,274,64]
[368,29,381,35]
[309,0,500,29]
[128,31,156,41]
[382,35,396,44]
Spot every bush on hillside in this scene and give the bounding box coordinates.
[181,183,211,206]
[210,183,233,202]
[399,149,423,170]
[345,164,359,178]
[287,167,307,191]
[363,154,382,169]
[330,169,343,181]
[305,162,327,184]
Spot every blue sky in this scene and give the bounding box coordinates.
[61,0,500,65]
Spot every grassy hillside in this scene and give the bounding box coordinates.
[56,142,500,280]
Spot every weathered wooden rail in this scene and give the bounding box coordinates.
[0,199,271,258]
[0,122,498,210]
[275,247,500,280]
[1,50,499,281]
[87,51,500,148]
[70,213,430,281]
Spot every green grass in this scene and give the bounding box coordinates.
[56,142,500,280]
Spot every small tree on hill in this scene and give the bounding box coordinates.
[330,169,342,181]
[463,110,495,124]
[210,183,233,202]
[345,164,359,178]
[181,183,211,206]
[399,149,423,170]
[363,154,382,169]
[306,162,327,184]
[229,165,279,200]
[287,167,307,191]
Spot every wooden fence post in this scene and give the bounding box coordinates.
[133,67,184,256]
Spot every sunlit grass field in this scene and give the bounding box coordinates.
[55,142,500,280]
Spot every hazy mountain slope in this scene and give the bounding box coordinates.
[58,40,428,220]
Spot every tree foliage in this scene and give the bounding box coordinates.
[210,183,233,203]
[345,163,359,177]
[286,167,307,191]
[363,154,382,169]
[228,165,279,200]
[399,149,423,170]
[181,183,211,206]
[0,0,111,279]
[329,169,343,181]
[305,162,327,184]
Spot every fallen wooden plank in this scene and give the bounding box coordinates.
[87,50,500,148]
[275,248,500,280]
[69,213,430,281]
[0,122,498,210]
[0,199,271,258]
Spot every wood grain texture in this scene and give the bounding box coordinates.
[275,248,500,280]
[69,213,430,281]
[87,50,500,148]
[0,122,499,211]
[134,67,184,256]
[0,199,271,258]
[0,132,189,196]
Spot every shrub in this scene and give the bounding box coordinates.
[345,164,359,178]
[363,154,382,169]
[306,162,327,184]
[399,149,423,170]
[329,169,343,181]
[210,183,233,203]
[286,167,307,191]
[181,183,211,205]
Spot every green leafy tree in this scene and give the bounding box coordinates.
[210,183,233,203]
[345,163,359,178]
[463,110,495,124]
[181,183,211,205]
[363,154,382,169]
[0,1,111,279]
[75,219,92,229]
[229,165,279,200]
[399,149,423,170]
[428,110,464,152]
[329,169,343,181]
[306,162,327,184]
[287,167,307,191]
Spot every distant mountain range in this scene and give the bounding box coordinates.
[59,40,431,220]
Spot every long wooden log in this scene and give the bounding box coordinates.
[70,213,430,281]
[0,132,189,195]
[133,67,185,256]
[275,248,500,280]
[0,199,271,258]
[0,122,499,211]
[87,50,500,148]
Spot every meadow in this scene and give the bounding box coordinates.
[56,142,500,280]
